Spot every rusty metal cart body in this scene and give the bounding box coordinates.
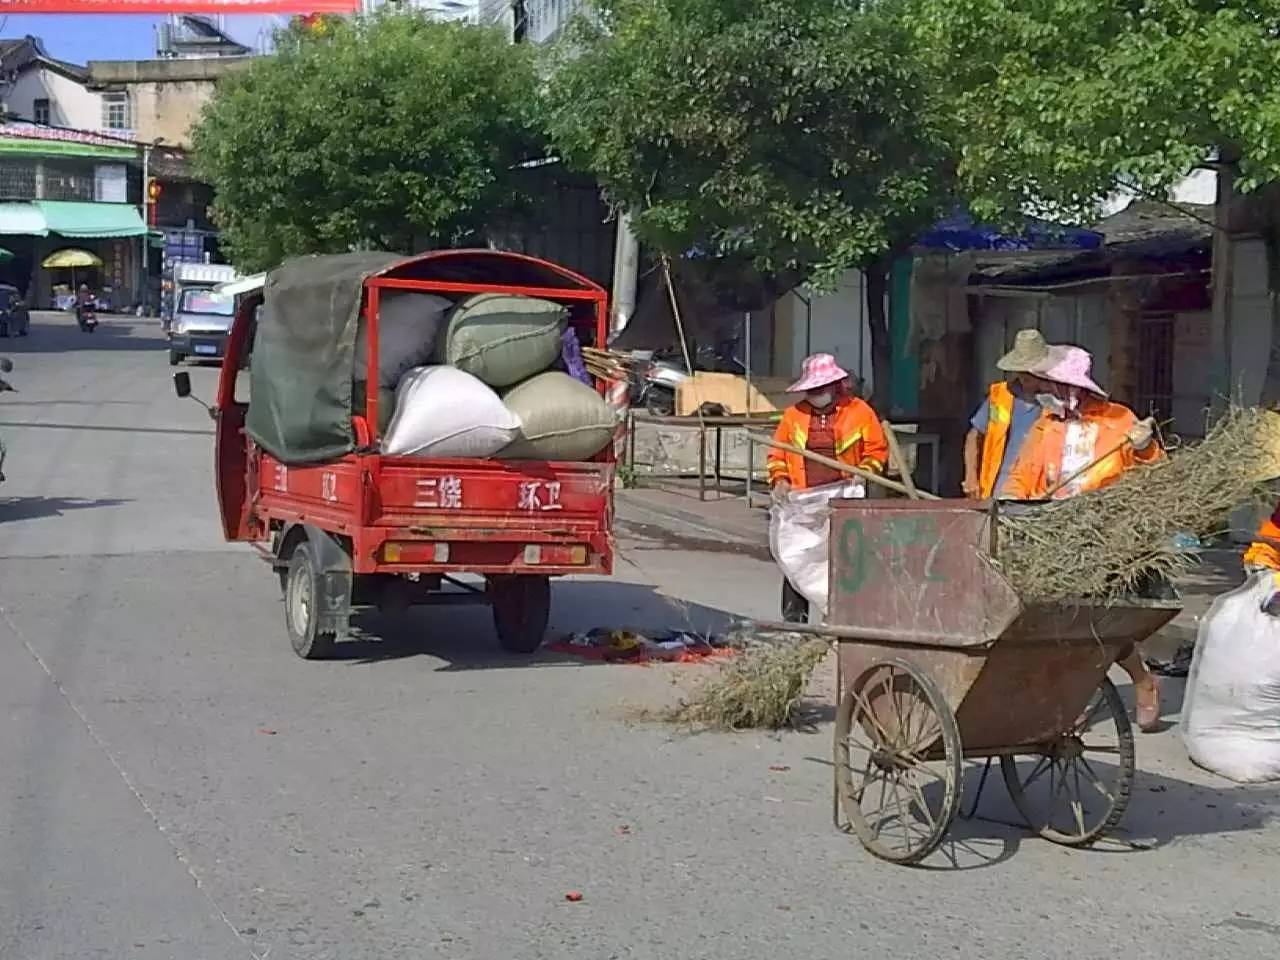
[826,500,1181,864]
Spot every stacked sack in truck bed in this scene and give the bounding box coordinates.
[355,291,616,461]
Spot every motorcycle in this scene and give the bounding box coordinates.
[629,342,748,416]
[0,356,12,482]
[76,301,98,333]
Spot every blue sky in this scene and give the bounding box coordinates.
[0,14,275,63]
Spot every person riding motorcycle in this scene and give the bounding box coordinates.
[75,284,97,330]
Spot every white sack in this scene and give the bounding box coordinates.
[382,365,521,458]
[354,292,451,388]
[1181,571,1280,783]
[768,480,865,617]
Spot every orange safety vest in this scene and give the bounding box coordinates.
[766,397,889,490]
[978,381,1019,499]
[1244,504,1280,571]
[1004,399,1163,501]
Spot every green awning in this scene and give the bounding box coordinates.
[37,201,147,239]
[0,202,47,237]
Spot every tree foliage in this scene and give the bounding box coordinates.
[543,0,959,292]
[193,13,543,272]
[913,0,1280,216]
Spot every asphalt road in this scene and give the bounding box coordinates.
[1,312,1279,960]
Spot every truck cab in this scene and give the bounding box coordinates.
[166,262,240,366]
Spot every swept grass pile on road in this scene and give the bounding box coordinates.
[998,407,1280,603]
[666,634,830,730]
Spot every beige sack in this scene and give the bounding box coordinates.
[500,371,616,461]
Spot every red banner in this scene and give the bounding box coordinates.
[0,1,359,11]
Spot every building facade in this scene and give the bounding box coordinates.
[0,124,147,308]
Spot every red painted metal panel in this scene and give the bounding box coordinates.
[0,1,357,11]
[826,500,1021,647]
[253,452,615,575]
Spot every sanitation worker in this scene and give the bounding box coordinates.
[1004,344,1164,731]
[767,353,888,623]
[963,328,1054,500]
[1244,502,1280,574]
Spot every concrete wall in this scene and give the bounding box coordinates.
[125,80,217,148]
[88,58,253,149]
[772,270,877,393]
[7,67,103,132]
[1229,237,1273,407]
[973,291,1112,395]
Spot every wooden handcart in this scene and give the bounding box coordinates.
[824,500,1181,864]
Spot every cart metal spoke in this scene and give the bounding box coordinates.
[835,660,961,865]
[1001,678,1136,847]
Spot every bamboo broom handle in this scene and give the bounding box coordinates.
[880,418,920,500]
[1041,437,1133,499]
[753,433,942,500]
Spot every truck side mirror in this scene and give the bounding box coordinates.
[173,371,192,398]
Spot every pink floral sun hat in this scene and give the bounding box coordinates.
[1033,345,1107,397]
[787,353,849,393]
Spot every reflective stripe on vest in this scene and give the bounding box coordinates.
[835,429,863,456]
[978,381,1014,498]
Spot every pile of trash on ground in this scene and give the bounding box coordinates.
[548,628,733,663]
[354,290,617,461]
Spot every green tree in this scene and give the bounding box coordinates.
[193,13,543,272]
[914,0,1280,400]
[542,0,959,408]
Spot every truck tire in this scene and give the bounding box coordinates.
[284,538,337,660]
[490,575,550,654]
[169,348,184,367]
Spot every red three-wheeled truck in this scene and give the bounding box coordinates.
[178,250,616,658]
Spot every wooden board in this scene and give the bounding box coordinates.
[675,372,797,416]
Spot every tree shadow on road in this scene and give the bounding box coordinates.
[0,495,130,522]
[326,579,740,670]
[0,317,166,355]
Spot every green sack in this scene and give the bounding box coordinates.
[499,371,616,461]
[443,293,567,388]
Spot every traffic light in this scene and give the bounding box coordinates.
[147,178,162,203]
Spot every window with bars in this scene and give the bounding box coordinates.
[1135,313,1175,424]
[33,98,50,126]
[43,160,96,202]
[102,91,130,131]
[0,160,37,200]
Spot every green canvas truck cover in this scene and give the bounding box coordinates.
[246,251,402,464]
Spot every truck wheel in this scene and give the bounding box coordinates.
[284,539,336,660]
[490,575,550,654]
[168,348,183,367]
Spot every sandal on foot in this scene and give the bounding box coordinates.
[1135,681,1162,733]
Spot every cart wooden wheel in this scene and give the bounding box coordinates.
[834,659,962,865]
[1000,677,1135,846]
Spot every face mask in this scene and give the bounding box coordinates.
[808,391,834,410]
[1036,392,1066,417]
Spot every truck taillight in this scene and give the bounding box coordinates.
[523,544,589,566]
[383,541,449,563]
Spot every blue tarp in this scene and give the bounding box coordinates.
[915,213,1103,252]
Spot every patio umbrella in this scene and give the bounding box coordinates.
[42,248,103,269]
[43,249,104,303]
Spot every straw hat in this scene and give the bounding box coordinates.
[996,328,1050,373]
[787,353,849,393]
[1034,344,1107,397]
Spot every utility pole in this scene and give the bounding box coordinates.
[1210,148,1239,408]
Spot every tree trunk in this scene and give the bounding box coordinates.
[1261,228,1280,409]
[866,258,893,414]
